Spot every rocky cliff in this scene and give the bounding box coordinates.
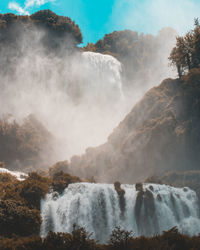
[69,69,200,183]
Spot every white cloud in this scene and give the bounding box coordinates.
[8,2,30,15]
[8,0,55,16]
[25,0,54,9]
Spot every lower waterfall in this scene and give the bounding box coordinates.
[40,183,200,243]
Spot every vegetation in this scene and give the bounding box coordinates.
[51,171,81,194]
[0,199,41,237]
[169,19,200,78]
[0,169,81,239]
[31,10,82,44]
[108,227,133,250]
[0,172,48,237]
[0,10,82,47]
[1,226,200,249]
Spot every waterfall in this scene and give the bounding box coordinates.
[40,183,200,243]
[81,52,123,102]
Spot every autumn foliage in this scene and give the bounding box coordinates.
[0,169,82,239]
[1,226,200,249]
[169,19,200,78]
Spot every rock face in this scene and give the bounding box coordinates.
[69,70,200,183]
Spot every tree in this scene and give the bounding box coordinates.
[108,227,133,250]
[169,18,200,78]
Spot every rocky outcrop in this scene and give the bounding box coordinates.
[135,183,143,192]
[114,181,125,218]
[114,181,125,196]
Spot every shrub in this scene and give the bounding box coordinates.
[108,226,133,250]
[51,171,81,194]
[0,199,41,237]
[19,172,51,209]
[43,225,98,250]
[0,236,42,250]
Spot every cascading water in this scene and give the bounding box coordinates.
[40,183,200,243]
[81,52,123,102]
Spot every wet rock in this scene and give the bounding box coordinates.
[114,181,125,196]
[157,194,162,201]
[135,183,143,192]
[114,181,126,218]
[149,185,154,191]
[52,191,59,201]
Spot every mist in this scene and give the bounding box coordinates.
[0,25,125,161]
[0,18,177,167]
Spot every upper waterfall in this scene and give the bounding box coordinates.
[81,52,124,102]
[40,182,200,243]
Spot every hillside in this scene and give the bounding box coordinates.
[69,69,200,183]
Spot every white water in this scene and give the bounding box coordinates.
[0,168,27,181]
[40,183,200,242]
[81,52,123,102]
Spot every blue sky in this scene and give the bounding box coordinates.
[1,0,200,45]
